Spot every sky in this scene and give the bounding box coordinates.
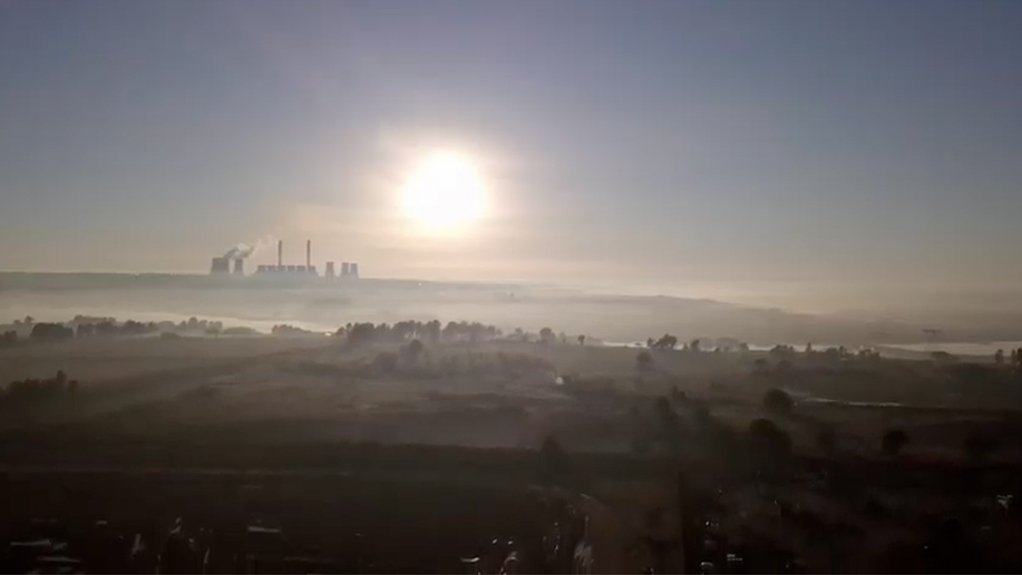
[1,0,1021,312]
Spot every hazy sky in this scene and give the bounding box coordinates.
[2,0,1021,308]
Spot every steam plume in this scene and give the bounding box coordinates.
[223,235,277,260]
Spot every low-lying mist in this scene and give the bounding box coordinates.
[3,273,1021,346]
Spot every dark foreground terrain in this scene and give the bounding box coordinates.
[2,466,573,574]
[2,320,1022,573]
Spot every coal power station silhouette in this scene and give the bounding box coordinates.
[210,240,359,281]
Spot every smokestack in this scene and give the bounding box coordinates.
[306,240,311,268]
[278,240,283,268]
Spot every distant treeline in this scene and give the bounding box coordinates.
[0,315,257,345]
[643,333,750,352]
[337,320,502,346]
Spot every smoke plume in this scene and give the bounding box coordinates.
[223,235,277,260]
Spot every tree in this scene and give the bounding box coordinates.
[371,351,399,374]
[752,358,770,373]
[689,338,701,353]
[769,344,797,361]
[577,334,586,347]
[403,339,424,363]
[747,418,791,460]
[963,432,996,463]
[763,388,794,416]
[653,334,678,350]
[539,327,556,345]
[422,320,441,343]
[882,428,909,457]
[858,348,879,360]
[636,351,654,372]
[994,349,1005,367]
[346,322,376,347]
[30,323,73,342]
[392,320,418,341]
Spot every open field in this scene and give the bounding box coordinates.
[4,334,1020,455]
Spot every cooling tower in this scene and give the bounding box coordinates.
[210,257,230,275]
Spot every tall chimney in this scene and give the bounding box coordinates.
[277,240,283,268]
[306,240,311,268]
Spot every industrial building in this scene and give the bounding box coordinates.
[338,262,358,279]
[210,256,246,276]
[212,239,359,282]
[254,240,318,277]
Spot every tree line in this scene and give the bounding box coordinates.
[338,320,503,347]
[1,316,241,344]
[0,370,80,411]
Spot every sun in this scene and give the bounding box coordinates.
[401,151,487,233]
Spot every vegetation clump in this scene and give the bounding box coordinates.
[0,370,80,413]
[763,388,794,416]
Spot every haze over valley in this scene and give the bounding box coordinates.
[3,1,1022,573]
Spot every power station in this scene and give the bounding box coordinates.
[209,239,360,281]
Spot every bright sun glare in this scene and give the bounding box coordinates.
[401,151,487,233]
